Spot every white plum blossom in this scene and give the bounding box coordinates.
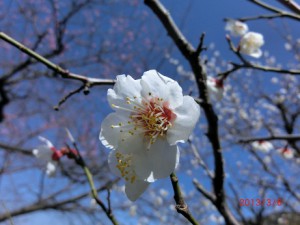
[278,147,294,159]
[206,76,224,101]
[129,205,137,216]
[251,140,273,153]
[32,136,62,177]
[239,32,264,58]
[225,19,248,37]
[100,70,200,201]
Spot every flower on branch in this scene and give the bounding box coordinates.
[278,147,294,159]
[206,76,224,101]
[100,70,200,201]
[251,140,273,153]
[239,32,264,58]
[32,136,62,177]
[225,20,248,37]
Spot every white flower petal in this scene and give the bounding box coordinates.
[239,32,264,58]
[32,146,53,161]
[125,179,149,202]
[107,75,142,111]
[46,161,57,177]
[206,77,224,101]
[38,136,54,148]
[225,20,248,36]
[133,139,179,182]
[140,70,183,108]
[99,112,130,149]
[167,96,200,145]
[249,49,262,58]
[108,150,122,177]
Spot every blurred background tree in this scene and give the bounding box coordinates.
[0,0,299,224]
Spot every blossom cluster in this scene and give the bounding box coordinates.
[99,70,200,201]
[33,136,77,177]
[225,19,264,58]
[251,140,294,159]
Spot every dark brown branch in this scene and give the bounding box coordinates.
[0,142,32,156]
[144,1,239,224]
[239,134,300,143]
[193,179,216,202]
[195,33,207,56]
[54,85,85,111]
[277,0,300,15]
[170,173,200,225]
[249,0,300,20]
[238,13,300,21]
[221,35,300,78]
[0,32,115,87]
[0,179,118,222]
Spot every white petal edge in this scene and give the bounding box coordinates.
[46,161,57,177]
[99,112,129,149]
[140,70,183,109]
[32,146,53,161]
[125,179,150,202]
[167,96,200,145]
[107,75,142,111]
[38,136,54,148]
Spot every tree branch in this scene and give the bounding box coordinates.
[239,134,300,143]
[144,1,239,224]
[170,173,200,225]
[0,179,118,222]
[0,32,115,86]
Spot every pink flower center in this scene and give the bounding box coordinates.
[111,94,177,148]
[131,97,176,140]
[214,79,224,88]
[50,147,63,161]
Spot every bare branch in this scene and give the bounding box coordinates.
[277,0,300,15]
[193,179,216,203]
[144,1,239,224]
[170,173,200,225]
[239,134,300,143]
[0,142,32,156]
[0,32,115,86]
[0,179,118,222]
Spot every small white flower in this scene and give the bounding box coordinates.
[206,76,224,101]
[239,32,264,58]
[100,70,200,201]
[154,196,163,206]
[225,20,249,37]
[252,140,273,153]
[278,147,294,159]
[90,198,97,208]
[159,188,169,197]
[33,136,61,177]
[129,205,137,216]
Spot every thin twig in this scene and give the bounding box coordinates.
[249,0,300,20]
[277,0,300,15]
[170,173,200,225]
[195,33,207,56]
[239,134,300,143]
[0,32,115,86]
[53,85,85,111]
[193,179,216,202]
[66,141,119,225]
[220,35,300,78]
